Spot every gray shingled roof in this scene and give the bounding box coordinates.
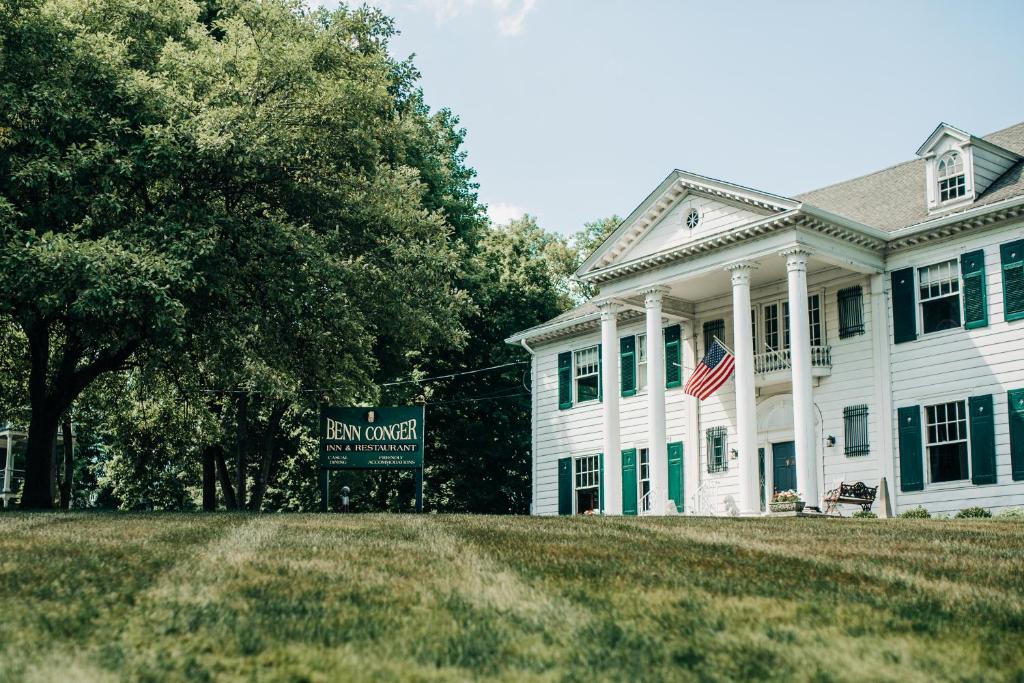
[795,122,1024,232]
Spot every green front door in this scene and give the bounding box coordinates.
[772,441,797,493]
[621,449,637,516]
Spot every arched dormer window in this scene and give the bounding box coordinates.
[937,151,966,202]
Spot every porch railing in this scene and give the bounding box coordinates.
[753,345,831,374]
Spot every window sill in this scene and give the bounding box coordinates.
[916,326,964,342]
[922,479,974,492]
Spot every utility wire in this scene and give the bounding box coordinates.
[194,360,530,396]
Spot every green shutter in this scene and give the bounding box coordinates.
[598,452,605,512]
[667,441,684,513]
[621,448,637,516]
[557,352,572,410]
[620,335,636,397]
[960,250,988,329]
[897,405,924,492]
[1009,389,1024,481]
[891,268,917,344]
[664,324,682,388]
[557,457,572,515]
[1000,239,1024,322]
[597,343,603,402]
[968,394,996,485]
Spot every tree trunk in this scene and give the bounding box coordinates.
[19,317,139,510]
[21,321,59,509]
[58,417,73,511]
[235,393,248,509]
[249,404,285,512]
[21,412,59,509]
[202,444,217,511]
[215,445,238,510]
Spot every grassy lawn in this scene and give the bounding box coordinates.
[0,514,1022,682]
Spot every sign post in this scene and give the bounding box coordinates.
[318,405,425,512]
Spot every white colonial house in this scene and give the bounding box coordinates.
[507,121,1024,518]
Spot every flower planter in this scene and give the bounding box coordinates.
[769,501,805,513]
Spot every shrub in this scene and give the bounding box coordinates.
[899,505,930,519]
[997,507,1024,519]
[852,510,877,519]
[956,506,992,519]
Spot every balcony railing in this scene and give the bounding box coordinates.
[753,346,831,374]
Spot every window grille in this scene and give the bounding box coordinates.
[925,400,969,483]
[574,346,600,402]
[703,319,725,354]
[808,294,822,346]
[763,304,780,351]
[636,333,648,390]
[706,426,728,473]
[639,448,651,512]
[574,455,600,489]
[919,260,961,334]
[937,152,966,202]
[837,286,865,338]
[843,405,870,456]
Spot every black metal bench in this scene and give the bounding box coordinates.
[823,481,877,515]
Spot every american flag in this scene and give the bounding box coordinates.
[683,337,735,400]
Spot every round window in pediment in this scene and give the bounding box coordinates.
[685,208,700,229]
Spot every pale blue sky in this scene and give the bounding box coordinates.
[324,1,1024,234]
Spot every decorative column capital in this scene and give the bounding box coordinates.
[640,285,670,308]
[725,260,758,286]
[782,248,813,271]
[594,298,624,319]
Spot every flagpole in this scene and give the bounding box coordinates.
[711,335,735,356]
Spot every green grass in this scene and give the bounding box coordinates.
[0,514,1022,682]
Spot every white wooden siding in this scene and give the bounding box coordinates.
[886,220,1024,516]
[531,325,689,516]
[972,146,1017,196]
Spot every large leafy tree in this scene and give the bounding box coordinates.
[0,0,472,508]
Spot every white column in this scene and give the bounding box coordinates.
[682,321,700,515]
[727,262,759,514]
[598,301,622,515]
[785,249,819,509]
[643,286,669,515]
[869,273,895,516]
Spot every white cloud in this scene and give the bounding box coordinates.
[357,0,539,36]
[494,0,536,36]
[486,201,527,225]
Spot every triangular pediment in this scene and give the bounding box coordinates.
[577,170,797,277]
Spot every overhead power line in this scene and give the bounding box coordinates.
[194,360,530,396]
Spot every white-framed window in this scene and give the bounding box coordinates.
[574,345,600,403]
[685,208,700,229]
[808,294,822,346]
[756,294,822,352]
[574,455,600,514]
[925,400,969,483]
[937,152,966,203]
[636,333,648,391]
[918,259,961,334]
[639,448,651,513]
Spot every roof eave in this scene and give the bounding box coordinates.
[575,170,799,279]
[887,193,1024,241]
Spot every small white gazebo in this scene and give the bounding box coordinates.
[0,425,72,508]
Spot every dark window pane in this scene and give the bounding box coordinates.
[929,442,969,482]
[922,296,961,333]
[577,376,599,402]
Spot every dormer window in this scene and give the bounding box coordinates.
[937,151,966,202]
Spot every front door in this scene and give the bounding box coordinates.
[772,441,797,494]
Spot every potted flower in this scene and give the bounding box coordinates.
[770,490,805,513]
